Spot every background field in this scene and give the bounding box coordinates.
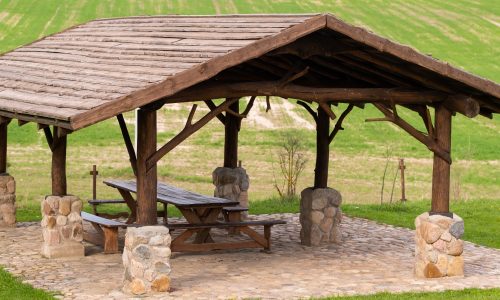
[0,0,498,221]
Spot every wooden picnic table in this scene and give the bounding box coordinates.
[97,179,285,252]
[104,179,240,243]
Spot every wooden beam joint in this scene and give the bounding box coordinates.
[371,103,451,164]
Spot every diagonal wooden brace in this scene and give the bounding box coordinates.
[372,103,451,164]
[145,98,238,171]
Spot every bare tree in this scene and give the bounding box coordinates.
[273,135,308,199]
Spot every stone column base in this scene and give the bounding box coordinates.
[0,175,16,227]
[415,212,464,278]
[300,187,342,246]
[41,195,84,258]
[123,226,172,295]
[212,167,250,218]
[41,242,85,259]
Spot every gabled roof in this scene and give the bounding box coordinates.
[0,13,498,130]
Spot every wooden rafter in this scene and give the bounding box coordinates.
[146,98,238,171]
[279,66,309,87]
[268,35,361,58]
[370,103,451,164]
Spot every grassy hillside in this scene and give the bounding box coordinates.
[0,0,498,215]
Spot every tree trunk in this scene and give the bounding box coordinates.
[431,105,452,214]
[314,107,330,189]
[136,108,158,225]
[224,100,239,168]
[51,128,67,196]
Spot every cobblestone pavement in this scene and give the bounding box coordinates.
[0,213,499,299]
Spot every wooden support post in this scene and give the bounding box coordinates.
[0,121,7,174]
[136,108,158,225]
[51,127,67,196]
[90,165,98,200]
[224,99,239,168]
[399,159,406,202]
[431,105,452,216]
[314,107,330,189]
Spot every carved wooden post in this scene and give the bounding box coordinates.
[431,104,452,215]
[0,121,7,174]
[314,107,330,189]
[137,108,158,225]
[52,128,67,196]
[224,100,239,168]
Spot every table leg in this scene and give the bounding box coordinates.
[163,203,168,224]
[118,190,137,224]
[178,207,221,244]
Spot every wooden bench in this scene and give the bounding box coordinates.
[82,211,127,254]
[87,199,130,219]
[166,219,285,252]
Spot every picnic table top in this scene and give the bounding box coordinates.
[104,179,239,208]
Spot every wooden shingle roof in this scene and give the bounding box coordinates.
[0,14,498,130]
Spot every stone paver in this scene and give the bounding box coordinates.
[0,214,499,299]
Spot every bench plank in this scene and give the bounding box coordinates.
[166,220,286,230]
[82,211,126,227]
[222,206,248,212]
[88,199,126,204]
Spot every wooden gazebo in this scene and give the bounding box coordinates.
[0,14,498,226]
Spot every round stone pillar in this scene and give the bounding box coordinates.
[414,212,464,278]
[300,187,342,246]
[40,195,85,258]
[212,167,249,218]
[123,226,172,295]
[0,174,16,227]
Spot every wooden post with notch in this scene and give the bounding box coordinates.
[136,108,158,225]
[431,104,452,216]
[224,99,239,168]
[399,158,406,202]
[0,119,8,174]
[90,165,98,200]
[52,127,67,196]
[314,107,330,189]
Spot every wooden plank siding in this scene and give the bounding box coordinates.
[0,14,497,130]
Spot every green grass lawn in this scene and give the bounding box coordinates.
[322,288,500,300]
[0,268,56,300]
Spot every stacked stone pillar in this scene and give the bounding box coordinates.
[40,195,85,258]
[123,226,172,295]
[300,187,342,246]
[0,175,16,227]
[212,167,249,217]
[415,212,464,278]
